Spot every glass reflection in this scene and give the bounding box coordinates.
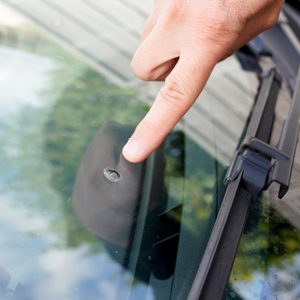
[0,4,149,299]
[225,199,300,300]
[0,1,258,300]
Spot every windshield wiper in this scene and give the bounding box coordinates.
[188,66,300,300]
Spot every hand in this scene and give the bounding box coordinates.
[122,0,283,162]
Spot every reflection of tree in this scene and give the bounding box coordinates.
[43,52,148,249]
[228,198,300,283]
[164,133,225,236]
[0,20,151,252]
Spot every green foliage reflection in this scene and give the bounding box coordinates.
[1,22,149,249]
[43,55,148,249]
[229,198,300,282]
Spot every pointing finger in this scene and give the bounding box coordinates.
[123,47,217,162]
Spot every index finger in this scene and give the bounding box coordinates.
[122,48,217,162]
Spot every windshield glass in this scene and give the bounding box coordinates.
[0,1,257,299]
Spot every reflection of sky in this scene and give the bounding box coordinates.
[0,46,153,299]
[0,46,55,116]
[29,246,149,300]
[0,193,54,290]
[0,201,151,300]
[233,256,300,300]
[0,3,25,26]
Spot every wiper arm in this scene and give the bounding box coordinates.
[271,68,300,197]
[188,67,300,300]
[226,67,300,198]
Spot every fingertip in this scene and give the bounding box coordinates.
[122,139,146,163]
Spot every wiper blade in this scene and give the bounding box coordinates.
[226,68,300,198]
[188,67,300,300]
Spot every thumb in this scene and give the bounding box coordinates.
[122,49,216,163]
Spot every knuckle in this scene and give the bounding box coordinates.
[160,75,189,109]
[166,0,187,24]
[264,10,281,29]
[209,8,245,35]
[201,1,254,37]
[130,56,152,81]
[196,3,250,57]
[260,0,284,30]
[131,54,176,82]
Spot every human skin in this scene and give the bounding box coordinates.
[122,0,284,163]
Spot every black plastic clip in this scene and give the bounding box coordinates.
[225,67,300,199]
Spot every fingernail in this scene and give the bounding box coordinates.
[123,139,140,159]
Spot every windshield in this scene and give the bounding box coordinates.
[0,2,258,299]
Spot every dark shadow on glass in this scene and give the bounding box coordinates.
[72,122,183,283]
